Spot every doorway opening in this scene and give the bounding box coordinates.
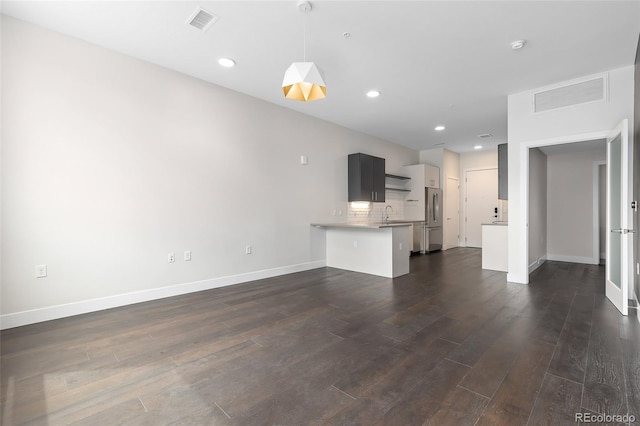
[527,140,606,273]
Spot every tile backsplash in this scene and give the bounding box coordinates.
[347,191,405,223]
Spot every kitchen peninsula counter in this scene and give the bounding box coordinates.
[482,222,508,272]
[312,222,411,278]
[311,222,412,229]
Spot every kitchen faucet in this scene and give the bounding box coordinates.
[385,205,393,223]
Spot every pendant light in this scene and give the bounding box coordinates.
[282,1,326,102]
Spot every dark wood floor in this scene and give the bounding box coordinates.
[1,248,639,425]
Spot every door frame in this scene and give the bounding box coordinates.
[516,126,633,311]
[444,176,460,250]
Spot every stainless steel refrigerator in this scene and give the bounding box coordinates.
[412,188,443,253]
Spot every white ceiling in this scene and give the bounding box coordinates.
[2,1,639,153]
[537,138,606,156]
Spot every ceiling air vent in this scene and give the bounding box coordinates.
[533,74,607,113]
[186,7,219,32]
[477,133,493,139]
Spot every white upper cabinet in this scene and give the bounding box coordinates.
[425,164,440,189]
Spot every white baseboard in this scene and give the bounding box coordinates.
[0,260,327,330]
[546,254,599,265]
[528,256,547,273]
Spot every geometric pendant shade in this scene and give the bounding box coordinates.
[282,62,327,102]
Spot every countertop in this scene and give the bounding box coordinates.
[482,222,508,226]
[311,222,413,229]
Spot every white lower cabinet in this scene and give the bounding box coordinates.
[482,224,508,272]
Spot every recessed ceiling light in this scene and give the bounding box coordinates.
[366,90,380,98]
[510,40,526,50]
[474,145,483,150]
[434,125,445,131]
[218,57,236,68]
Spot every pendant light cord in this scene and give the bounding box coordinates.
[303,6,307,62]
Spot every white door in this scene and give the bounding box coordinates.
[445,177,460,249]
[606,119,632,315]
[465,168,498,248]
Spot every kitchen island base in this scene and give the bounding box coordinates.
[314,224,411,278]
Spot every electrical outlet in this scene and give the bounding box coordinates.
[36,264,47,278]
[168,253,175,263]
[399,242,403,251]
[184,250,191,261]
[353,241,358,248]
[245,245,252,254]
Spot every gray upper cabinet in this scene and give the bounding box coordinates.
[348,153,385,202]
[498,143,508,200]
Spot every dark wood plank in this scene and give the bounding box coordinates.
[373,358,470,425]
[620,334,640,424]
[424,386,489,426]
[527,374,583,426]
[530,287,576,345]
[458,314,539,397]
[326,337,458,425]
[446,287,532,367]
[547,292,594,383]
[582,297,628,417]
[475,338,555,425]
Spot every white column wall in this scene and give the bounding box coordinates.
[507,66,634,283]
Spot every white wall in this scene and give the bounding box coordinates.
[443,149,460,181]
[459,149,498,246]
[419,148,443,171]
[507,66,635,283]
[528,148,547,271]
[0,17,418,327]
[546,149,606,264]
